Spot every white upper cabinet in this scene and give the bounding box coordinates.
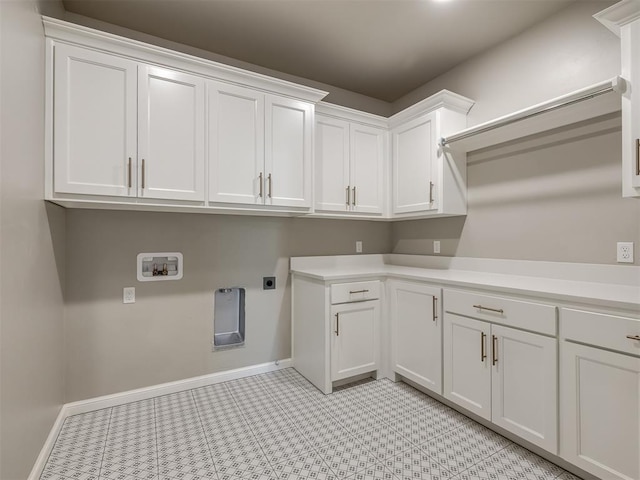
[350,123,385,214]
[314,104,387,217]
[315,115,351,212]
[389,92,474,219]
[138,65,205,202]
[54,43,137,197]
[208,82,265,205]
[595,2,640,198]
[265,96,313,208]
[391,112,437,214]
[44,18,327,213]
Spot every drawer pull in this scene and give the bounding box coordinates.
[492,335,498,366]
[473,304,504,314]
[627,335,640,341]
[481,332,487,362]
[349,289,369,294]
[335,313,339,336]
[432,296,438,322]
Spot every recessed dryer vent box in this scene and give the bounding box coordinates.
[137,252,183,282]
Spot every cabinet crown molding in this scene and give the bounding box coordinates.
[594,0,640,36]
[388,90,475,129]
[316,102,388,128]
[42,16,329,103]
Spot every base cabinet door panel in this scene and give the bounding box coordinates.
[561,341,640,480]
[444,314,491,420]
[390,281,441,394]
[331,301,379,381]
[491,325,557,453]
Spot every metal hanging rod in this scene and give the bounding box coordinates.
[439,76,626,147]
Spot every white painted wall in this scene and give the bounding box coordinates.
[391,1,640,264]
[0,1,66,478]
[64,211,391,401]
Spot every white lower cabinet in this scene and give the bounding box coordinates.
[331,300,380,381]
[444,290,558,454]
[560,308,640,480]
[389,280,442,394]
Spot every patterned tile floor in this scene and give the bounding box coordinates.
[40,368,581,480]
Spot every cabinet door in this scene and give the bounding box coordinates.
[315,115,350,212]
[392,112,437,214]
[491,325,557,454]
[444,314,491,420]
[208,81,265,205]
[350,124,385,214]
[138,65,205,201]
[331,301,379,381]
[626,20,640,191]
[389,281,441,394]
[265,96,312,208]
[54,43,137,197]
[561,341,640,480]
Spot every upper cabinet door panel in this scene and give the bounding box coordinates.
[265,96,312,208]
[138,65,205,202]
[392,112,436,214]
[208,81,265,205]
[315,115,350,212]
[54,44,137,197]
[351,124,385,214]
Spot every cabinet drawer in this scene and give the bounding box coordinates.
[331,281,380,304]
[562,308,640,356]
[444,289,556,336]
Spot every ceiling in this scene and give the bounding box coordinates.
[62,0,576,103]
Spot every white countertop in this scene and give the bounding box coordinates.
[290,255,640,312]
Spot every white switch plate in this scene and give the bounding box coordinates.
[434,241,441,254]
[617,242,634,263]
[356,241,363,253]
[123,287,136,304]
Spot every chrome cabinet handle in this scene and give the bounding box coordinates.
[429,182,434,203]
[481,332,487,362]
[346,186,351,206]
[636,139,639,176]
[335,313,339,336]
[352,186,356,206]
[627,335,640,341]
[268,173,272,198]
[349,289,369,294]
[141,158,146,189]
[432,296,438,322]
[259,172,263,198]
[473,304,504,314]
[492,335,498,366]
[128,157,132,188]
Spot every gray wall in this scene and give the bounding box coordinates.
[0,1,66,478]
[391,1,640,264]
[64,211,391,401]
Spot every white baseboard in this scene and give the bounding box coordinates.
[28,358,293,480]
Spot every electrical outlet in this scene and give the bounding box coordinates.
[263,276,276,290]
[123,287,135,304]
[356,241,363,253]
[434,240,441,254]
[617,242,634,263]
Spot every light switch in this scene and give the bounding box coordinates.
[123,287,135,304]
